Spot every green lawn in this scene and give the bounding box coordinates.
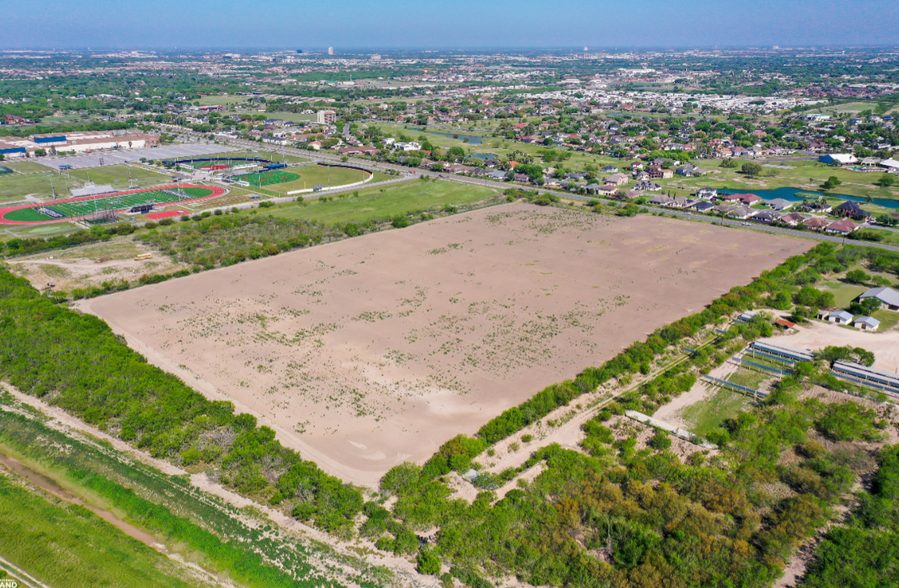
[67,164,171,189]
[872,309,899,332]
[679,387,755,437]
[264,111,317,123]
[7,222,81,238]
[0,171,65,203]
[260,164,371,193]
[821,280,868,308]
[3,161,48,174]
[0,473,201,588]
[197,95,250,107]
[267,180,499,225]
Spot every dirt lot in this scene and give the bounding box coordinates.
[8,238,188,293]
[761,320,899,374]
[76,203,810,487]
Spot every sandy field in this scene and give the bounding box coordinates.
[760,320,899,374]
[8,238,187,293]
[77,203,810,486]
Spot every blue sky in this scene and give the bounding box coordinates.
[2,0,897,50]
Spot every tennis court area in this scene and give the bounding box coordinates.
[0,184,225,224]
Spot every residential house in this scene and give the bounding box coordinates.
[675,164,704,177]
[800,200,832,214]
[695,187,718,200]
[726,205,755,220]
[616,189,641,200]
[833,201,869,220]
[767,198,794,211]
[649,195,674,207]
[602,173,629,186]
[825,219,859,235]
[635,181,662,191]
[859,287,899,311]
[803,217,830,230]
[692,201,717,213]
[753,210,783,223]
[722,193,763,205]
[647,167,674,179]
[779,212,807,226]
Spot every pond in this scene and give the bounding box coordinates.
[408,128,483,145]
[720,187,899,210]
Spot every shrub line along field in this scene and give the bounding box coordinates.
[0,184,226,224]
[79,203,811,487]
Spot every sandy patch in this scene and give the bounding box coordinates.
[761,320,899,374]
[77,203,809,487]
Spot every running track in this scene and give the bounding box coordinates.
[0,183,226,225]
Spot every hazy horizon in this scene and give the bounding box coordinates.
[3,0,898,51]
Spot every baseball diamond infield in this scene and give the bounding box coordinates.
[77,203,812,486]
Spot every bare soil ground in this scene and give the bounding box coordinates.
[8,237,188,293]
[763,320,899,374]
[77,203,810,487]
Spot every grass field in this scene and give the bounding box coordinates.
[197,95,251,107]
[872,309,899,332]
[258,164,371,194]
[264,111,317,123]
[5,222,82,238]
[821,280,869,308]
[67,164,172,188]
[0,471,202,588]
[233,170,301,187]
[0,394,388,588]
[3,187,216,222]
[267,179,499,224]
[2,161,48,174]
[679,387,755,436]
[0,164,172,204]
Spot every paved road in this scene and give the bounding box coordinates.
[159,129,899,254]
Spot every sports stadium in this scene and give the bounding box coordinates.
[0,183,225,224]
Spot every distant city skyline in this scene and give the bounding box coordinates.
[2,0,898,50]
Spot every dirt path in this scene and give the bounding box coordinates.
[1,385,434,588]
[0,452,164,551]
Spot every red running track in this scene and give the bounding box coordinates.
[0,183,226,225]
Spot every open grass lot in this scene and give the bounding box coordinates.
[267,179,497,224]
[264,111,317,123]
[81,205,810,486]
[5,222,82,239]
[2,161,48,174]
[0,164,172,204]
[678,387,755,436]
[67,164,172,188]
[257,164,370,193]
[0,471,202,588]
[872,308,899,332]
[0,170,66,203]
[197,94,251,107]
[820,280,869,307]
